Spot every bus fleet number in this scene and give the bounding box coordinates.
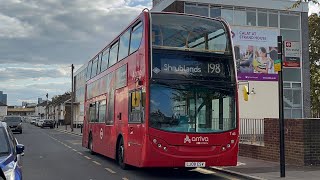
[208,63,221,74]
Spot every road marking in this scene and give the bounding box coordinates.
[77,152,83,155]
[72,149,77,152]
[122,178,129,180]
[105,168,116,174]
[197,168,240,180]
[84,156,91,160]
[194,168,216,174]
[92,161,101,165]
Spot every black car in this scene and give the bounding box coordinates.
[2,116,23,134]
[41,119,55,129]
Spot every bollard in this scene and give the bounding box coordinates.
[81,124,83,134]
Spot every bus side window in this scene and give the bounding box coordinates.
[129,90,144,123]
[89,102,98,123]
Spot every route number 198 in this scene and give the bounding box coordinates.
[208,63,221,74]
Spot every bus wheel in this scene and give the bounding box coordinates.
[89,135,95,155]
[117,138,127,169]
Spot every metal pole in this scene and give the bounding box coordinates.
[278,36,285,177]
[71,64,74,132]
[46,93,48,119]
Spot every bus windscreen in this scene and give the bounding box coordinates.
[151,13,231,54]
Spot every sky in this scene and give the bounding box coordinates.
[0,0,319,106]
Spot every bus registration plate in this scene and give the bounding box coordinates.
[185,162,206,167]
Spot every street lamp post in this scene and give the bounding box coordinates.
[71,64,74,132]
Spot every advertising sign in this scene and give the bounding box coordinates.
[232,26,279,81]
[284,41,301,67]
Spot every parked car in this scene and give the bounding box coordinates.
[2,116,23,134]
[41,119,55,129]
[38,120,44,127]
[0,122,24,180]
[35,119,40,126]
[30,119,36,125]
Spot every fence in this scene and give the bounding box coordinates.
[240,118,264,146]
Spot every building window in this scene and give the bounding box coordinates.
[269,13,278,27]
[246,10,256,26]
[221,7,233,25]
[258,10,267,27]
[185,3,209,17]
[210,6,221,18]
[280,29,301,42]
[280,15,300,29]
[283,68,301,82]
[234,8,246,26]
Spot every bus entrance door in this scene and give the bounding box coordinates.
[127,90,144,166]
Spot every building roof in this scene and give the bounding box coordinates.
[0,102,7,106]
[7,107,35,112]
[151,0,309,13]
[37,100,50,107]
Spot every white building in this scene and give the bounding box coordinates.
[0,102,7,117]
[152,0,310,119]
[35,101,48,119]
[74,65,86,125]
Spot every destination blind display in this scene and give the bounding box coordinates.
[152,53,229,80]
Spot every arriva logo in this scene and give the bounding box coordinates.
[184,135,191,143]
[184,135,209,144]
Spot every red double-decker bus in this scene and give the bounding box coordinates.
[82,11,239,169]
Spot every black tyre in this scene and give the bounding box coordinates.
[117,138,128,169]
[20,130,22,134]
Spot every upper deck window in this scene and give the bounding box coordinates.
[101,49,109,72]
[118,30,131,61]
[109,42,119,68]
[91,57,99,78]
[151,13,231,54]
[130,22,143,54]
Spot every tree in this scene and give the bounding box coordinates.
[309,13,320,117]
[292,0,319,8]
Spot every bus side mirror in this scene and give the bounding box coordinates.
[243,86,249,101]
[132,92,141,107]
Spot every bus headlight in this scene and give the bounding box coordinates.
[158,144,162,148]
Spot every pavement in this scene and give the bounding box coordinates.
[55,124,83,136]
[212,156,320,180]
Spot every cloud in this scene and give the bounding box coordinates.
[0,13,35,38]
[0,64,69,81]
[0,0,150,65]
